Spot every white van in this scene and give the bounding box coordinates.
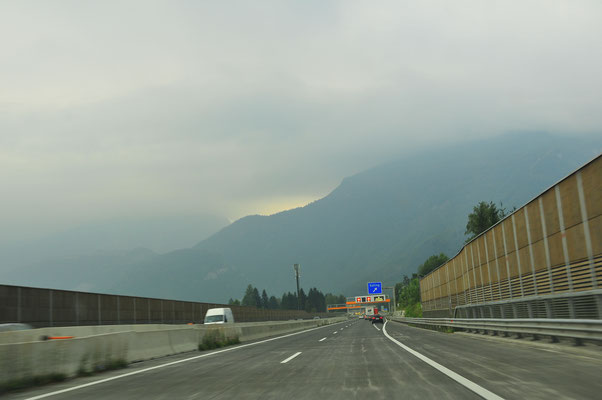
[204,308,235,324]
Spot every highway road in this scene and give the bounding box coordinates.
[6,318,602,399]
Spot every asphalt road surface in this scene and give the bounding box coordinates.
[6,318,602,400]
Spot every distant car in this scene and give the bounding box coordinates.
[313,316,320,319]
[371,315,384,324]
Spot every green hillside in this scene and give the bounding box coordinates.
[107,133,601,302]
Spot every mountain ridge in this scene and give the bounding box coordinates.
[5,133,601,303]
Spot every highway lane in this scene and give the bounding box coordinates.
[6,319,479,400]
[384,320,602,399]
[6,317,601,399]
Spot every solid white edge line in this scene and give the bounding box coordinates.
[382,321,505,400]
[24,321,346,400]
[280,351,302,364]
[319,337,327,342]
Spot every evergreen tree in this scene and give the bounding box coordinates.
[417,253,449,276]
[261,289,269,309]
[298,288,307,310]
[252,287,262,308]
[325,293,347,307]
[465,201,512,242]
[280,292,298,310]
[268,296,279,309]
[241,284,256,307]
[280,293,288,309]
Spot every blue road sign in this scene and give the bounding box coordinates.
[368,282,382,294]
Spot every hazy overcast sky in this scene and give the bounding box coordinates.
[1,0,601,244]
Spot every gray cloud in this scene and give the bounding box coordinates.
[1,0,601,244]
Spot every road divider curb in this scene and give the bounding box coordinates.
[0,317,346,389]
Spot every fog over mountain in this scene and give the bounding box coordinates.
[5,133,599,302]
[1,214,229,285]
[3,2,602,249]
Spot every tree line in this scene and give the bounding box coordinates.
[228,284,346,313]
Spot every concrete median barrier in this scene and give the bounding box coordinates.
[0,332,130,385]
[0,323,191,345]
[0,317,346,388]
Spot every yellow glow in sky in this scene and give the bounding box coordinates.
[233,195,320,220]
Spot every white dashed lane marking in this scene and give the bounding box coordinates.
[281,352,302,364]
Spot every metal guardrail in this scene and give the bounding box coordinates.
[390,317,602,342]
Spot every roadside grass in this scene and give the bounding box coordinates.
[78,358,129,377]
[1,358,129,395]
[198,330,241,351]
